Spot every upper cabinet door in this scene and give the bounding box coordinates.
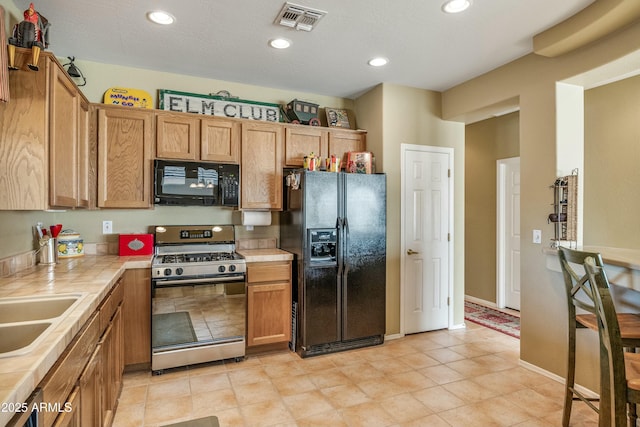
[201,117,240,163]
[49,64,79,208]
[155,112,199,160]
[284,125,327,167]
[241,122,283,210]
[77,98,91,209]
[327,129,367,169]
[0,48,48,210]
[97,107,154,208]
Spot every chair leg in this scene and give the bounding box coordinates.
[563,320,578,427]
[628,402,637,427]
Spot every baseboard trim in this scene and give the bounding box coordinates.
[384,333,403,341]
[519,359,599,399]
[464,295,498,308]
[449,323,466,330]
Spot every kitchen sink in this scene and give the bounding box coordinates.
[0,293,86,358]
[0,323,53,356]
[0,294,83,323]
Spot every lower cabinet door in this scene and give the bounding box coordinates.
[52,386,80,427]
[79,344,101,427]
[247,282,292,346]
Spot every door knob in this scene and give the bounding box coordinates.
[407,249,420,255]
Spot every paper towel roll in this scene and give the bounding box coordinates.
[241,211,272,226]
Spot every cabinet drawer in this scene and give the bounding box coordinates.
[247,262,291,283]
[41,312,99,427]
[100,278,124,333]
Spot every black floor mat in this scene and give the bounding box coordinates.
[152,311,198,348]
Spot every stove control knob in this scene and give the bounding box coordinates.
[164,268,172,276]
[229,265,236,272]
[176,268,184,276]
[218,265,226,273]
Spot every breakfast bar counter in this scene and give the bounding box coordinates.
[545,245,640,291]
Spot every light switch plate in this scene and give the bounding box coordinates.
[533,229,542,244]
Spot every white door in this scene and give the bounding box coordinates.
[402,145,451,334]
[497,157,521,310]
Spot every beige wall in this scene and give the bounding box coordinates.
[0,208,280,259]
[465,112,520,303]
[356,84,465,334]
[443,20,640,390]
[584,75,640,247]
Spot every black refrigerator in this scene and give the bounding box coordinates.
[281,170,386,357]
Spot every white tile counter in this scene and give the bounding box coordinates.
[237,248,294,263]
[0,255,151,427]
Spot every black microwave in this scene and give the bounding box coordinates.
[154,159,239,207]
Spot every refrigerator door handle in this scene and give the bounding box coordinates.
[342,217,350,274]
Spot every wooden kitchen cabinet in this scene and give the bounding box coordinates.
[49,63,79,208]
[100,307,123,427]
[0,48,93,210]
[122,268,151,368]
[99,277,124,427]
[40,312,100,427]
[155,112,199,160]
[246,261,292,348]
[200,116,241,163]
[77,98,92,208]
[155,112,240,163]
[241,122,284,210]
[52,386,80,427]
[97,105,154,208]
[40,277,124,427]
[328,129,367,168]
[284,125,328,167]
[78,345,102,427]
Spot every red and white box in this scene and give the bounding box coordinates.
[119,233,154,256]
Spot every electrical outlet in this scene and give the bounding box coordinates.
[533,229,542,244]
[103,220,113,234]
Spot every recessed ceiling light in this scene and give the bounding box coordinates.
[147,10,175,25]
[269,38,291,49]
[368,57,388,67]
[442,0,472,14]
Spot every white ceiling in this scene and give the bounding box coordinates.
[12,0,594,99]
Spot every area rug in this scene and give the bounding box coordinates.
[152,311,198,348]
[464,301,520,339]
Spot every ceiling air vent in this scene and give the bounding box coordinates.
[275,2,327,32]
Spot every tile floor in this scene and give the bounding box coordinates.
[112,322,599,427]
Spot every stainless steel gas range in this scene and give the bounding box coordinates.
[151,225,246,373]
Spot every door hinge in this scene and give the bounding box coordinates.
[448,169,451,178]
[447,233,451,242]
[447,297,451,306]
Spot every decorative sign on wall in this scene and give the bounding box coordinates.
[158,89,281,122]
[104,87,153,108]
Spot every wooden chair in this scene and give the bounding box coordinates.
[558,247,640,427]
[584,257,640,427]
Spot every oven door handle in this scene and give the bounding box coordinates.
[153,276,245,286]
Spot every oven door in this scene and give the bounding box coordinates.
[151,275,246,372]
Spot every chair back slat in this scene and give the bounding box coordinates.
[558,247,604,316]
[584,256,628,427]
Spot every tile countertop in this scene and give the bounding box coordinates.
[0,255,151,427]
[237,248,294,262]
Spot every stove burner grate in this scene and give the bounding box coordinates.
[159,252,238,264]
